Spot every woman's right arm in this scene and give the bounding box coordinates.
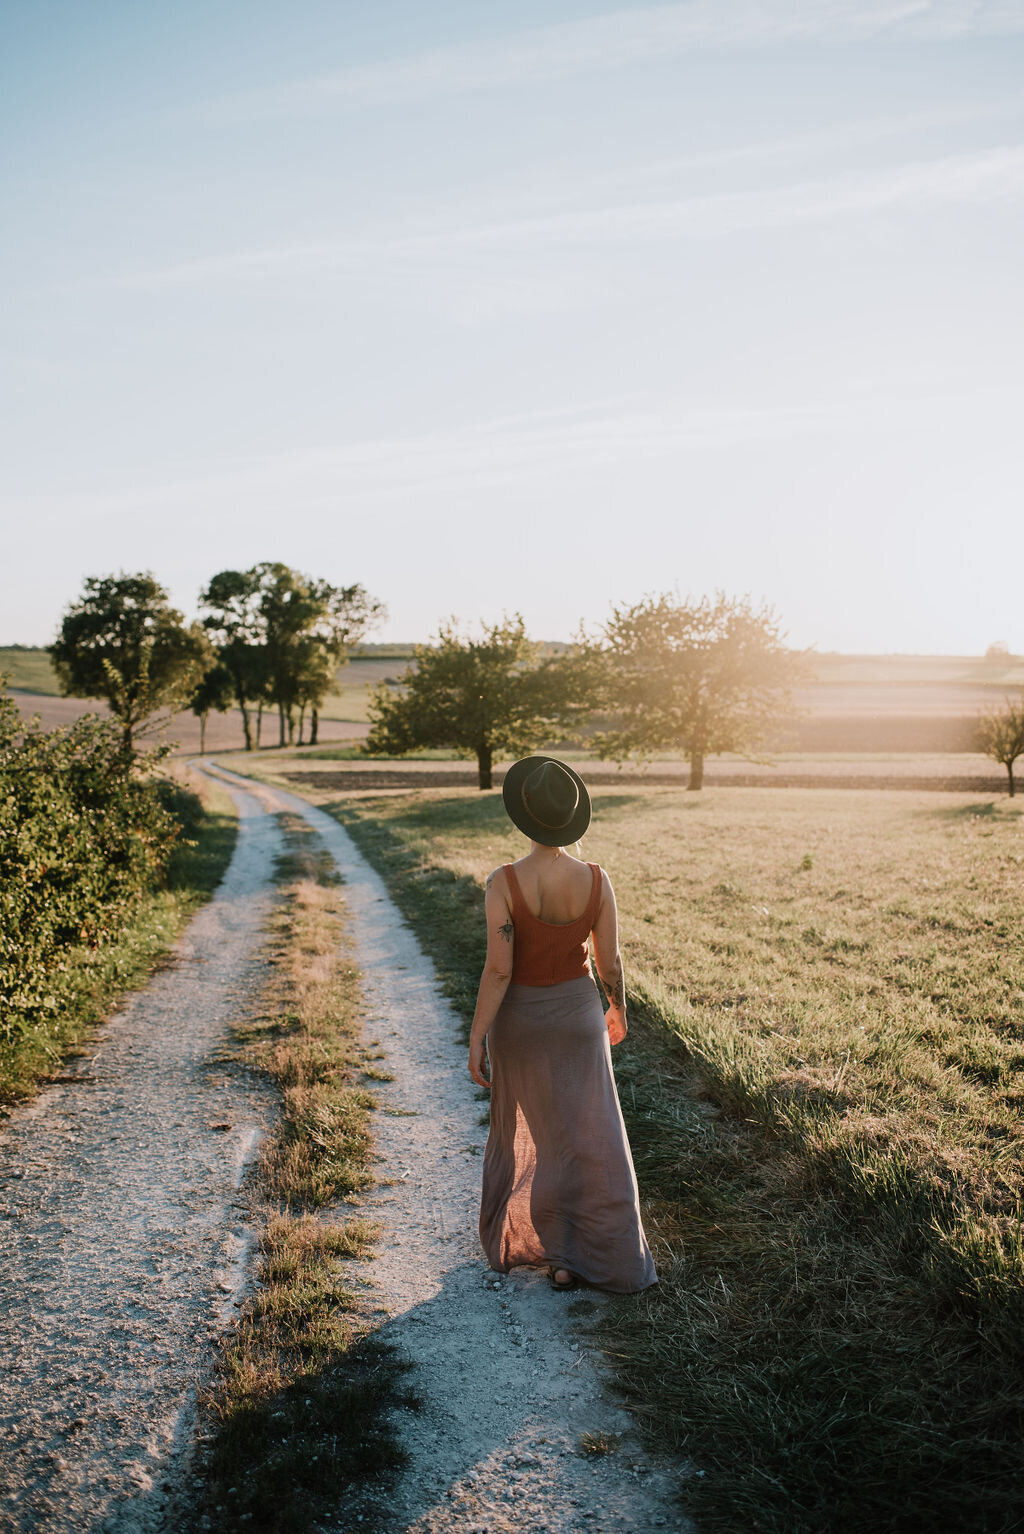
[592,870,627,1045]
[467,870,515,1088]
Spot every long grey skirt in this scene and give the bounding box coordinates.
[479,976,657,1293]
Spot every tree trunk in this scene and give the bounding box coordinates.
[278,702,286,748]
[287,710,295,746]
[687,751,704,791]
[310,707,319,746]
[256,702,263,749]
[297,705,305,747]
[1009,760,1016,798]
[476,742,493,790]
[200,713,207,754]
[238,696,253,752]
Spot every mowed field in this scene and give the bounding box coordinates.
[262,777,1024,1533]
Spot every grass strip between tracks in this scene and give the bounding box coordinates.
[315,784,1024,1534]
[0,767,238,1108]
[195,811,417,1534]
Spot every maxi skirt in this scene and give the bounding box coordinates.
[479,976,657,1293]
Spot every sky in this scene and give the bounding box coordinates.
[2,0,1023,653]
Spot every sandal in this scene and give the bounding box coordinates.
[548,1267,580,1291]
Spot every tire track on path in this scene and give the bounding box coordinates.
[0,776,283,1534]
[202,764,694,1534]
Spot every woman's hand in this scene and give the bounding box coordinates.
[468,1039,491,1089]
[605,1006,628,1046]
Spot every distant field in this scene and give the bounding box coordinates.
[316,655,411,722]
[0,648,407,723]
[296,780,1024,1532]
[808,651,1024,685]
[6,693,365,755]
[0,648,61,694]
[4,646,1021,744]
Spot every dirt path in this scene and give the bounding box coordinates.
[203,765,694,1534]
[0,765,694,1533]
[0,776,283,1533]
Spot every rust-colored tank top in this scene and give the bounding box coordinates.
[503,862,603,987]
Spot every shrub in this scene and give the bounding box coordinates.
[0,689,182,1047]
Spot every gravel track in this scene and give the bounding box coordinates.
[201,767,695,1534]
[1,763,695,1534]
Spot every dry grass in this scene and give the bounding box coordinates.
[195,813,417,1534]
[578,1430,622,1456]
[317,783,1024,1534]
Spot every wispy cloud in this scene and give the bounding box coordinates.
[199,2,1024,118]
[121,144,1024,292]
[7,387,1008,525]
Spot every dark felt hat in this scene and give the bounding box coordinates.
[502,756,592,847]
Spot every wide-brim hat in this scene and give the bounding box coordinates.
[502,756,592,847]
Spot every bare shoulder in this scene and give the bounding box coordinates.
[484,865,510,896]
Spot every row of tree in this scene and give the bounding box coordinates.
[366,599,1024,793]
[50,574,1023,791]
[51,565,385,752]
[366,594,807,790]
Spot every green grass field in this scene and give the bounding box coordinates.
[0,647,61,694]
[308,783,1023,1533]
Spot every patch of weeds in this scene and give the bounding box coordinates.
[579,1430,621,1456]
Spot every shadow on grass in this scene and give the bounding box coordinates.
[186,1259,631,1534]
[161,780,239,900]
[926,798,1020,823]
[603,1000,1024,1534]
[192,1328,420,1534]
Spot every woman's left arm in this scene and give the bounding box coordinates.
[467,871,515,1089]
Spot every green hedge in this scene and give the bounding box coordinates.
[0,690,183,1047]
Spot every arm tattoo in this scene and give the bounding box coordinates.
[600,963,625,1008]
[498,919,514,943]
[485,870,497,890]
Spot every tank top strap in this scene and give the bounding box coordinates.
[502,863,531,921]
[584,862,603,930]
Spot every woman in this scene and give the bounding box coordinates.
[468,755,657,1293]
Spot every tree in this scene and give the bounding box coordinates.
[188,661,235,755]
[200,564,386,749]
[51,573,209,752]
[254,562,320,747]
[304,580,387,745]
[977,693,1024,796]
[364,615,595,789]
[594,591,807,790]
[198,569,267,751]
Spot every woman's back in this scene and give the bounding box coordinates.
[506,853,595,926]
[503,856,602,989]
